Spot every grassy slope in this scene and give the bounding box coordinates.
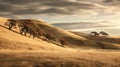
[0,50,120,67]
[70,32,120,44]
[0,17,120,67]
[0,17,120,50]
[34,20,120,49]
[71,32,120,49]
[0,18,66,50]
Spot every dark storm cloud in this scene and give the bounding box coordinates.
[103,0,115,3]
[102,0,120,6]
[12,8,74,15]
[0,3,14,12]
[103,0,120,2]
[0,0,104,16]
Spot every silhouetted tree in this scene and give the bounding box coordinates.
[99,31,109,36]
[59,37,67,46]
[7,19,16,30]
[90,31,99,36]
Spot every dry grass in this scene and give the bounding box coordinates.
[0,17,120,67]
[0,50,119,67]
[71,31,120,49]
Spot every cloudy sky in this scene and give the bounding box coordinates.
[0,0,120,35]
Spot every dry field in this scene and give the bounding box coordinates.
[0,17,120,67]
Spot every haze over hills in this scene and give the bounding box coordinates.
[52,22,111,30]
[52,22,120,35]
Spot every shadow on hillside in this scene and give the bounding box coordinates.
[84,35,120,44]
[0,25,20,34]
[63,36,84,45]
[63,35,120,49]
[71,32,120,44]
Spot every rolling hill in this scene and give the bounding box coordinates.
[0,17,120,67]
[0,17,120,49]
